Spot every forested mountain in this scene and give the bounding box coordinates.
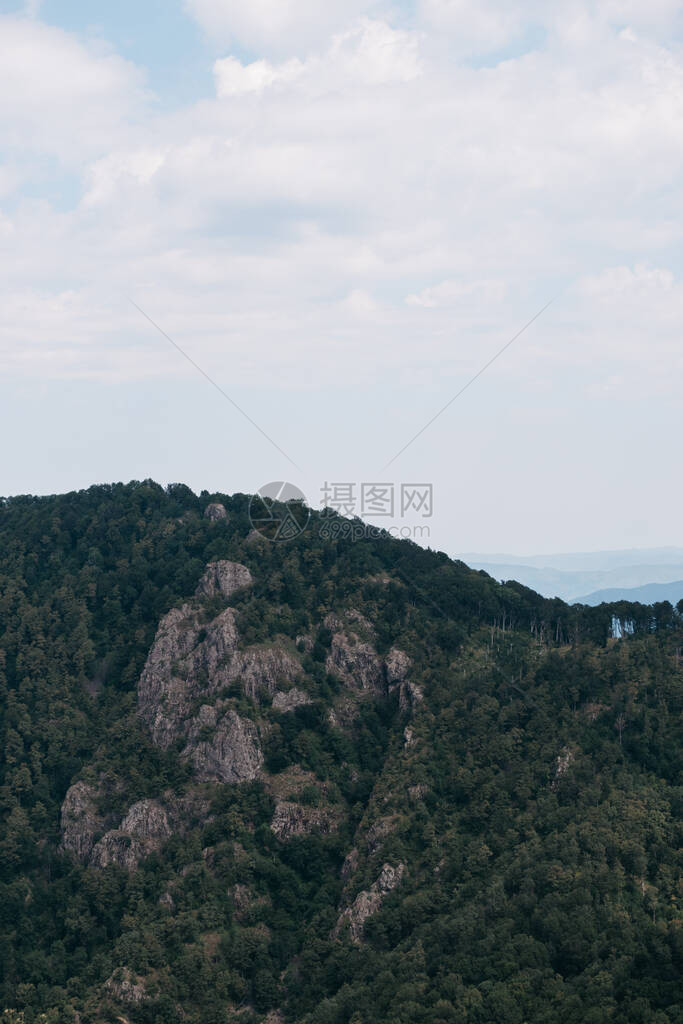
[0,482,681,1024]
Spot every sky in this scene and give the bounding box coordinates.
[0,0,682,556]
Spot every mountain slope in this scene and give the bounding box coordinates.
[0,482,681,1024]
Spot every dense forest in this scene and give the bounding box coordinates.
[0,481,681,1023]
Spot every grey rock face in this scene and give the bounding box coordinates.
[60,783,212,872]
[138,604,240,749]
[59,781,103,862]
[195,560,252,600]
[272,687,313,712]
[204,502,228,521]
[334,862,406,943]
[121,798,171,837]
[385,647,423,713]
[397,680,424,715]
[385,647,421,712]
[325,613,384,692]
[137,562,299,782]
[90,799,172,870]
[385,646,411,685]
[365,815,398,854]
[324,617,416,701]
[228,647,302,703]
[185,707,264,784]
[341,847,359,880]
[326,633,384,691]
[104,967,147,1006]
[270,800,338,841]
[551,746,575,790]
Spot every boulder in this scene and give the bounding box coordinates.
[204,502,228,521]
[195,560,252,600]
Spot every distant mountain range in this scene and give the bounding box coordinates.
[459,547,683,605]
[574,579,683,606]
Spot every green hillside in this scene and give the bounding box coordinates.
[0,482,681,1024]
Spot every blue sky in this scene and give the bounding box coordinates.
[20,0,216,105]
[0,0,682,554]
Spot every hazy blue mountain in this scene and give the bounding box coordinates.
[575,579,683,606]
[459,548,683,601]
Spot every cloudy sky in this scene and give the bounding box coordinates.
[0,0,682,555]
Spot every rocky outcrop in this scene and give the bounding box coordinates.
[185,706,264,784]
[397,680,424,715]
[104,967,147,1006]
[59,781,104,862]
[60,786,211,871]
[385,647,423,714]
[341,847,359,880]
[325,612,384,693]
[327,633,384,692]
[204,502,228,521]
[90,799,172,870]
[272,687,312,712]
[551,746,575,790]
[137,561,301,783]
[324,618,417,705]
[195,560,252,600]
[270,800,339,841]
[137,602,218,748]
[365,815,399,854]
[228,647,302,703]
[334,863,406,943]
[385,647,411,685]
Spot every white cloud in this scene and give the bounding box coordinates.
[83,149,167,206]
[0,16,145,162]
[417,0,533,53]
[1,3,683,409]
[328,19,422,84]
[407,278,507,308]
[214,56,305,96]
[213,20,420,98]
[185,0,382,56]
